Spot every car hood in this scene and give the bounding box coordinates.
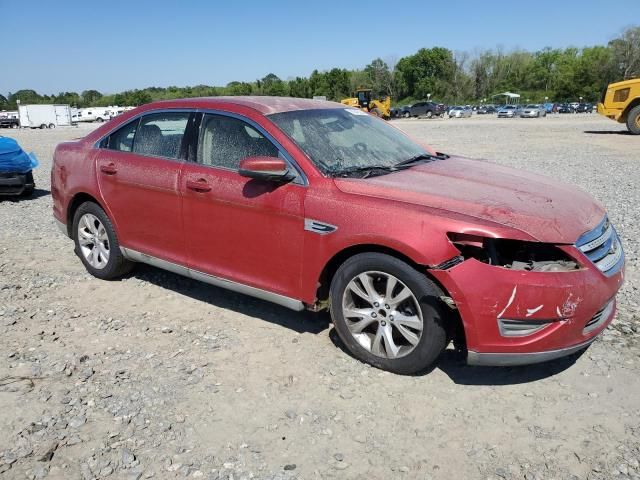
[333,156,604,243]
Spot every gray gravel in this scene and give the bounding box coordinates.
[0,114,639,480]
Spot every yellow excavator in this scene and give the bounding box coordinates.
[341,88,391,119]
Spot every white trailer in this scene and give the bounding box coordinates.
[18,104,72,129]
[75,107,111,123]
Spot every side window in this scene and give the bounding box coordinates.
[132,112,190,159]
[105,119,139,152]
[197,114,278,170]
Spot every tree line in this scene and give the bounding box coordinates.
[1,26,638,110]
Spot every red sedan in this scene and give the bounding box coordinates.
[51,97,625,374]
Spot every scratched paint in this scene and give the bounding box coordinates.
[497,286,517,318]
[526,305,544,317]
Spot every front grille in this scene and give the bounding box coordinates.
[576,216,624,276]
[583,299,615,334]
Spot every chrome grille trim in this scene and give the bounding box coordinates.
[576,216,624,276]
[578,223,613,253]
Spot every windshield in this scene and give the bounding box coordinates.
[269,108,430,175]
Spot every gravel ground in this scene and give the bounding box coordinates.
[0,114,639,480]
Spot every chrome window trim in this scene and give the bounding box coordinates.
[194,109,308,187]
[120,247,305,311]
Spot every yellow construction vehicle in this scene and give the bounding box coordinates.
[341,88,391,119]
[597,78,640,134]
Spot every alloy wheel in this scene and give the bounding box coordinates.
[77,213,110,269]
[341,271,423,359]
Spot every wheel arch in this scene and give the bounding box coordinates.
[66,192,108,237]
[316,243,467,351]
[621,97,640,121]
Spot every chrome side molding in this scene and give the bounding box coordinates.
[120,247,305,311]
[304,219,337,235]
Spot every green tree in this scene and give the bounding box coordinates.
[608,25,640,80]
[260,73,288,96]
[288,77,310,98]
[364,58,394,97]
[81,90,103,105]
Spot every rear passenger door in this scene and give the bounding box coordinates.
[181,112,306,299]
[96,111,193,265]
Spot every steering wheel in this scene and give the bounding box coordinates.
[353,142,368,153]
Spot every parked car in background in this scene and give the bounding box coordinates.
[0,136,38,196]
[409,101,444,118]
[575,103,592,113]
[448,106,472,118]
[51,96,625,375]
[558,104,574,114]
[520,104,547,118]
[497,105,522,118]
[477,105,497,114]
[398,105,412,118]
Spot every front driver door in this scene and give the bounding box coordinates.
[96,111,192,265]
[181,112,306,300]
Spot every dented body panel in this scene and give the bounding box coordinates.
[51,96,625,367]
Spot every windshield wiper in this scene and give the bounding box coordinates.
[393,152,449,169]
[327,164,397,178]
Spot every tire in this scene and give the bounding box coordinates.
[72,202,134,280]
[403,112,410,118]
[11,123,18,129]
[329,253,448,375]
[48,123,55,129]
[426,111,433,119]
[626,105,640,135]
[39,124,46,129]
[371,108,382,118]
[96,117,105,123]
[20,171,35,197]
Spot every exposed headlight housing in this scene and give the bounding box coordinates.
[447,233,580,272]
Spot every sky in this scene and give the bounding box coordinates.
[2,0,639,96]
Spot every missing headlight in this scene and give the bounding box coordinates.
[447,233,579,272]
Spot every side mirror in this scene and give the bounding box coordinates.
[238,156,295,182]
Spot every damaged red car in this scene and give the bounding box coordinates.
[51,97,625,374]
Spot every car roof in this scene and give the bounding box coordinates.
[149,96,346,115]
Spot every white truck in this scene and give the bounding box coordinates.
[18,104,72,129]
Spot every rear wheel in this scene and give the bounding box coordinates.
[48,123,55,129]
[627,105,640,135]
[403,111,410,118]
[426,111,433,119]
[330,253,448,375]
[72,202,134,280]
[39,124,46,129]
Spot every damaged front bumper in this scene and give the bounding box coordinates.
[431,246,625,367]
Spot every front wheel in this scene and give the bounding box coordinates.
[72,202,134,280]
[426,111,433,119]
[627,105,640,135]
[330,253,448,375]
